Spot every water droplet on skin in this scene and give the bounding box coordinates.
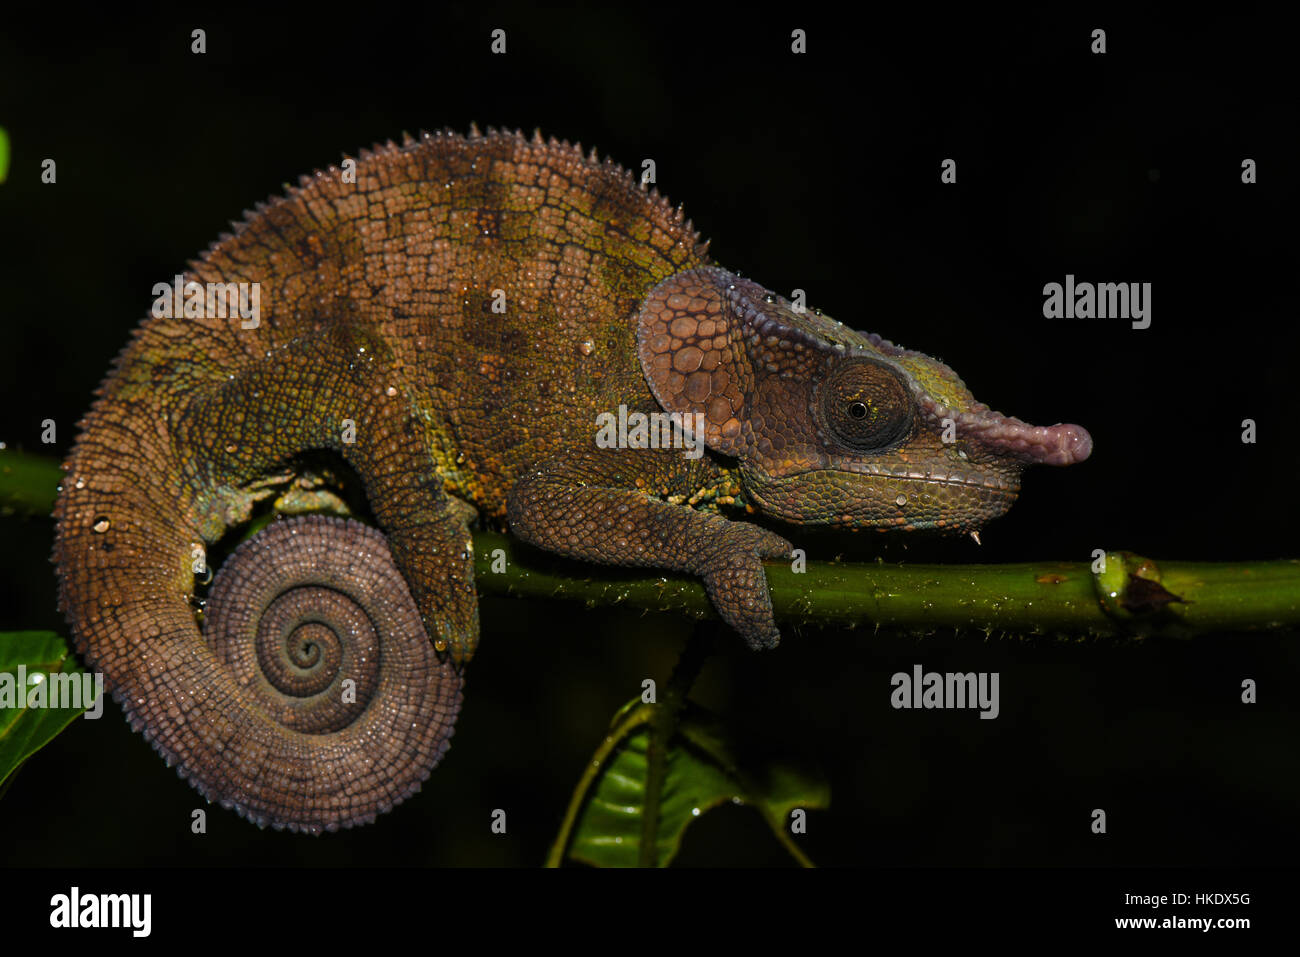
[385,386,398,397]
[225,444,238,455]
[434,638,448,653]
[74,478,86,489]
[92,516,111,533]
[578,339,594,356]
[895,494,907,507]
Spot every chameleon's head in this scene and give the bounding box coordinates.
[637,267,1092,533]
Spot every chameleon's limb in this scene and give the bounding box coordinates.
[179,321,481,663]
[507,447,792,649]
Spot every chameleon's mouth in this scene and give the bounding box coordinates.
[827,463,1021,496]
[740,463,1020,530]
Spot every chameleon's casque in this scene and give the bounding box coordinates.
[53,128,1091,833]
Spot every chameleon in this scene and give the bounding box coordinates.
[52,127,1092,834]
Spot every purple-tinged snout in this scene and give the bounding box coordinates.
[952,411,1093,466]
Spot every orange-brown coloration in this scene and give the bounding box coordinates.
[53,129,1090,833]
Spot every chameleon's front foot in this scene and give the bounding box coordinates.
[506,447,793,651]
[691,524,792,650]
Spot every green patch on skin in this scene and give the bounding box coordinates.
[682,469,746,511]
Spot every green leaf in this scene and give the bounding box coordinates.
[556,699,828,867]
[0,631,98,789]
[0,127,9,183]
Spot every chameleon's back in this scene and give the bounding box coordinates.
[52,130,708,831]
[209,130,706,512]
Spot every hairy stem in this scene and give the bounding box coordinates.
[7,451,1298,638]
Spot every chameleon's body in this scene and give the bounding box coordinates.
[53,129,1091,832]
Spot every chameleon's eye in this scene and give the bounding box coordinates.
[819,359,914,452]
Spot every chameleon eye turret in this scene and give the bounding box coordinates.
[817,359,915,453]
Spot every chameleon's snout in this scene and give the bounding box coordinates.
[956,414,1093,467]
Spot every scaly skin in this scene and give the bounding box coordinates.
[52,128,1092,833]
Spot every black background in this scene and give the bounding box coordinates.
[0,7,1296,876]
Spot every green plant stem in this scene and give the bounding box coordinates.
[0,450,61,518]
[639,625,715,867]
[472,533,1300,639]
[7,450,1299,637]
